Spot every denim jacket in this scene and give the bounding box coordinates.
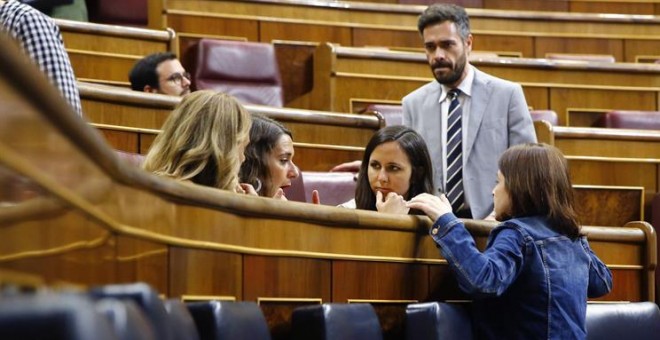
[430,214,613,340]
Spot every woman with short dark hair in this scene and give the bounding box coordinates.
[407,143,612,339]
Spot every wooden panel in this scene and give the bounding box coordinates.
[83,101,170,130]
[333,261,429,302]
[570,2,656,15]
[274,41,317,105]
[352,28,424,49]
[166,13,259,41]
[293,145,364,172]
[116,236,168,295]
[593,269,642,301]
[244,256,331,300]
[61,32,169,56]
[169,248,243,298]
[483,0,569,11]
[534,36,624,61]
[548,87,658,126]
[573,186,644,227]
[625,39,660,65]
[98,128,139,153]
[69,52,138,83]
[472,33,534,58]
[260,22,352,46]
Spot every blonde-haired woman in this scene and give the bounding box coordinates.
[143,90,253,193]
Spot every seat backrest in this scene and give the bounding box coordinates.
[291,303,383,340]
[284,171,356,206]
[405,302,473,340]
[195,39,283,107]
[365,104,403,126]
[95,298,156,340]
[597,110,660,130]
[164,299,201,340]
[530,110,559,126]
[89,282,173,340]
[546,53,616,63]
[186,301,271,340]
[115,150,146,168]
[88,0,148,26]
[586,302,660,340]
[0,294,116,340]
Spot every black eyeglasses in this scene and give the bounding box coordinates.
[165,72,191,85]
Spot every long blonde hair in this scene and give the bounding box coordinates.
[143,90,252,191]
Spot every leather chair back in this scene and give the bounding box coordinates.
[530,110,559,126]
[586,302,660,340]
[195,39,283,107]
[405,302,472,340]
[291,303,383,340]
[0,294,116,340]
[89,282,173,340]
[186,301,271,340]
[164,299,201,340]
[284,171,357,206]
[597,110,660,130]
[88,0,148,26]
[95,298,156,340]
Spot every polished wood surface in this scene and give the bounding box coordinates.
[80,82,382,148]
[56,19,176,85]
[535,122,660,228]
[296,43,660,121]
[0,33,657,337]
[393,0,660,15]
[160,0,660,62]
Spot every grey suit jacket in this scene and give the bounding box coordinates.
[402,67,537,219]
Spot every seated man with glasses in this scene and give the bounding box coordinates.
[129,52,191,96]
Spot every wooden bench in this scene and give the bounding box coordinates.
[297,43,660,124]
[535,121,660,226]
[55,19,176,86]
[154,0,660,62]
[0,33,656,337]
[373,0,660,15]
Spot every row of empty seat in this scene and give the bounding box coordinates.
[3,282,659,340]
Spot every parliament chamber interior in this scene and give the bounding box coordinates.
[1,0,660,339]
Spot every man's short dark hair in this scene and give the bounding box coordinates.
[417,4,470,40]
[128,52,177,91]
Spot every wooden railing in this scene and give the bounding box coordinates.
[155,0,660,62]
[294,43,660,123]
[56,19,176,86]
[79,82,379,171]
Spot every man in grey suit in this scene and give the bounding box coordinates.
[404,4,536,220]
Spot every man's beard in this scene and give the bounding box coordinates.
[431,53,467,85]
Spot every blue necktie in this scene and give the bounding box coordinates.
[446,89,464,212]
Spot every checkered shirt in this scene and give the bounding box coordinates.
[0,0,82,116]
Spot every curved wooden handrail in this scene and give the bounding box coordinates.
[214,0,660,24]
[54,18,174,42]
[78,82,382,128]
[553,126,660,142]
[333,45,660,75]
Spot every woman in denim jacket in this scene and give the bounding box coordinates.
[407,143,612,339]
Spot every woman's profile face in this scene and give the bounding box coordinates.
[492,170,512,221]
[265,134,299,197]
[367,141,412,198]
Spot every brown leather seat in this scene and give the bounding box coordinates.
[195,39,284,107]
[88,0,148,26]
[597,110,660,130]
[529,110,559,126]
[284,171,356,206]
